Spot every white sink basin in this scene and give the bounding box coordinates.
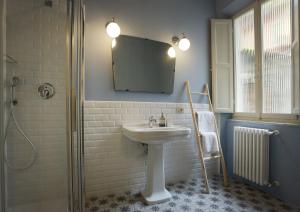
[122,123,191,204]
[122,123,191,144]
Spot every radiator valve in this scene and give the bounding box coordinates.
[267,181,280,187]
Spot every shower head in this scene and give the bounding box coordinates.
[10,76,19,106]
[11,76,19,87]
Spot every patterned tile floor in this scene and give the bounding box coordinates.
[86,176,300,212]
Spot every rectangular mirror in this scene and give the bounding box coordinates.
[112,35,176,94]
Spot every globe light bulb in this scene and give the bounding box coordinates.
[178,37,190,51]
[167,47,176,58]
[106,21,121,38]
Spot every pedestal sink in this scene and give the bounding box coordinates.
[122,123,191,204]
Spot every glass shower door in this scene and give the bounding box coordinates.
[0,0,85,211]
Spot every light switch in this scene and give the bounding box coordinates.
[176,107,184,113]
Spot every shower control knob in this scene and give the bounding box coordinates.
[38,83,55,99]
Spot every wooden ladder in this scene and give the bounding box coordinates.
[185,80,229,193]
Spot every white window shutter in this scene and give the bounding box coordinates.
[211,19,234,113]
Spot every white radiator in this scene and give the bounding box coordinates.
[233,127,270,186]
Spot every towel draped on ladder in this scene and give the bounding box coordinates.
[195,111,219,156]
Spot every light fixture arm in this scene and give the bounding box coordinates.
[172,36,179,45]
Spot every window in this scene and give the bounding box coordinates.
[234,10,256,113]
[233,0,299,120]
[261,0,293,114]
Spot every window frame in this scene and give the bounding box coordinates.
[232,0,300,123]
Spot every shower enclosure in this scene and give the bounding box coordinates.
[0,0,85,211]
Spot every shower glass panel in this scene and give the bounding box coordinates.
[0,0,85,211]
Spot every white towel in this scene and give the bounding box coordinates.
[195,111,215,132]
[201,132,219,155]
[195,111,219,155]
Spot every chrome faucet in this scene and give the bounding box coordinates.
[148,115,157,128]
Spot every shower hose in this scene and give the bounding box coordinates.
[3,102,38,171]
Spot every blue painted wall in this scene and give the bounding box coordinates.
[85,0,216,102]
[224,120,300,206]
[216,0,254,17]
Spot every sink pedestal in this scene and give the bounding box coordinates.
[142,143,172,204]
[122,123,191,204]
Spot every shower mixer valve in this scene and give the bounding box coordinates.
[38,83,55,99]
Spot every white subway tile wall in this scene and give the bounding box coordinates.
[5,0,68,207]
[84,101,220,199]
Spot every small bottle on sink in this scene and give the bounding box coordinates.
[159,112,166,127]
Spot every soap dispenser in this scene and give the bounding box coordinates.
[159,112,166,127]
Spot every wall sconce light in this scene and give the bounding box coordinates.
[178,37,190,51]
[167,47,176,58]
[106,18,121,38]
[172,34,191,51]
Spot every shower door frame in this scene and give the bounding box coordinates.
[0,0,6,211]
[68,0,85,211]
